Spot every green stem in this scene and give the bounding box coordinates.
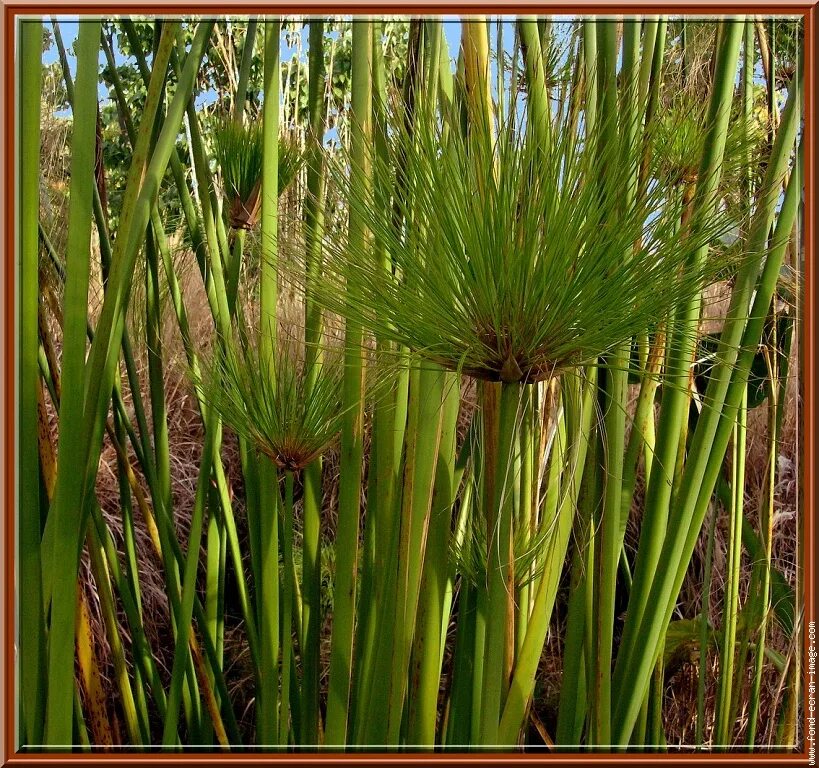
[106,15,260,692]
[715,389,747,746]
[612,76,802,744]
[595,356,628,745]
[351,23,411,740]
[696,502,718,744]
[225,228,245,317]
[407,372,459,745]
[498,372,595,744]
[18,18,46,748]
[43,21,101,745]
[582,22,598,135]
[325,20,371,747]
[591,18,634,744]
[256,19,282,746]
[384,363,446,743]
[279,471,296,745]
[75,25,211,632]
[301,19,328,746]
[234,19,258,123]
[301,457,322,744]
[471,581,488,742]
[519,19,551,148]
[161,410,219,746]
[445,581,476,746]
[747,340,779,746]
[86,522,145,743]
[479,382,521,745]
[202,487,222,745]
[555,514,590,745]
[612,24,745,736]
[257,456,280,745]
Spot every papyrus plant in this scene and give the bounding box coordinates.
[309,28,745,743]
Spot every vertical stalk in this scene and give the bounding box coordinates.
[445,580,476,746]
[161,409,220,746]
[407,372,459,746]
[767,20,777,134]
[747,340,779,746]
[496,18,504,122]
[582,21,598,134]
[225,227,245,317]
[647,654,666,748]
[350,21,391,739]
[621,20,667,523]
[353,22,421,742]
[234,19,258,123]
[519,19,551,148]
[592,18,636,745]
[696,502,718,744]
[555,515,591,745]
[400,20,452,748]
[384,364,446,743]
[498,372,596,744]
[145,235,174,621]
[257,19,282,746]
[612,75,802,743]
[461,18,494,133]
[325,20,371,747]
[715,389,747,745]
[43,21,100,745]
[18,18,46,748]
[471,575,489,741]
[203,487,222,745]
[73,21,210,625]
[637,19,659,111]
[612,25,744,740]
[279,471,296,744]
[516,388,535,656]
[479,382,521,745]
[722,20,760,748]
[746,16,776,743]
[301,20,327,745]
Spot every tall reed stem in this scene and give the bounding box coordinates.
[301,18,327,746]
[612,67,802,743]
[612,24,745,742]
[479,382,521,745]
[43,21,101,745]
[19,18,46,748]
[325,20,371,747]
[256,19,282,745]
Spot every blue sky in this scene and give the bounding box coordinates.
[42,17,786,137]
[45,18,520,61]
[42,18,569,110]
